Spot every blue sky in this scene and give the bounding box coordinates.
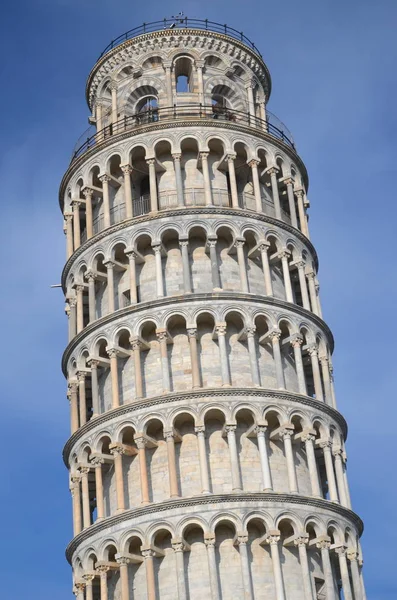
[0,0,395,597]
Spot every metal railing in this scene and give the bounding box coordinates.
[79,188,292,243]
[71,104,295,162]
[98,18,262,60]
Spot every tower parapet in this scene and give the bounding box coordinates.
[60,19,366,600]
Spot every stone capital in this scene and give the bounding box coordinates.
[120,164,133,175]
[290,334,304,348]
[106,347,119,359]
[248,159,260,168]
[99,173,111,184]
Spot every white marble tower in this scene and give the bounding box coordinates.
[60,17,366,600]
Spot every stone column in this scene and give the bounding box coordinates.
[315,279,323,318]
[80,467,91,529]
[249,159,262,213]
[279,250,293,303]
[142,549,156,600]
[165,430,179,497]
[82,574,95,600]
[86,271,97,323]
[68,297,77,339]
[65,214,74,257]
[111,446,126,512]
[195,426,210,493]
[88,359,100,417]
[99,174,111,228]
[342,453,352,508]
[259,99,267,128]
[131,337,143,399]
[152,244,164,297]
[68,381,79,433]
[268,167,282,219]
[208,237,221,290]
[91,457,105,520]
[146,159,158,212]
[172,539,187,600]
[347,550,363,600]
[104,260,115,313]
[110,80,118,125]
[72,200,81,249]
[335,547,353,600]
[164,63,173,105]
[200,152,213,206]
[215,324,231,386]
[319,355,332,405]
[256,426,273,491]
[319,440,339,502]
[70,475,82,535]
[173,153,184,206]
[316,538,336,600]
[281,428,298,493]
[246,327,260,386]
[121,164,133,219]
[269,330,285,389]
[135,436,150,504]
[96,100,103,133]
[235,238,249,292]
[77,371,87,427]
[266,533,286,600]
[290,334,307,395]
[74,583,85,600]
[83,188,94,239]
[116,556,131,600]
[156,329,171,392]
[197,63,205,104]
[307,271,319,315]
[296,261,311,310]
[126,251,138,304]
[107,348,120,409]
[225,425,242,491]
[302,433,321,498]
[204,535,220,600]
[75,285,84,333]
[295,189,309,237]
[333,448,348,507]
[294,536,314,600]
[246,83,256,122]
[187,328,201,389]
[259,242,273,296]
[227,154,239,208]
[179,239,191,293]
[96,566,109,600]
[237,533,254,600]
[308,345,324,401]
[284,177,298,228]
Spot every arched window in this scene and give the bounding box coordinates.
[136,96,158,112]
[174,56,194,93]
[211,85,238,121]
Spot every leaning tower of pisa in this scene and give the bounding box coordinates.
[60,18,366,600]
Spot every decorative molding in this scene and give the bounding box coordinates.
[65,492,364,562]
[62,387,347,464]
